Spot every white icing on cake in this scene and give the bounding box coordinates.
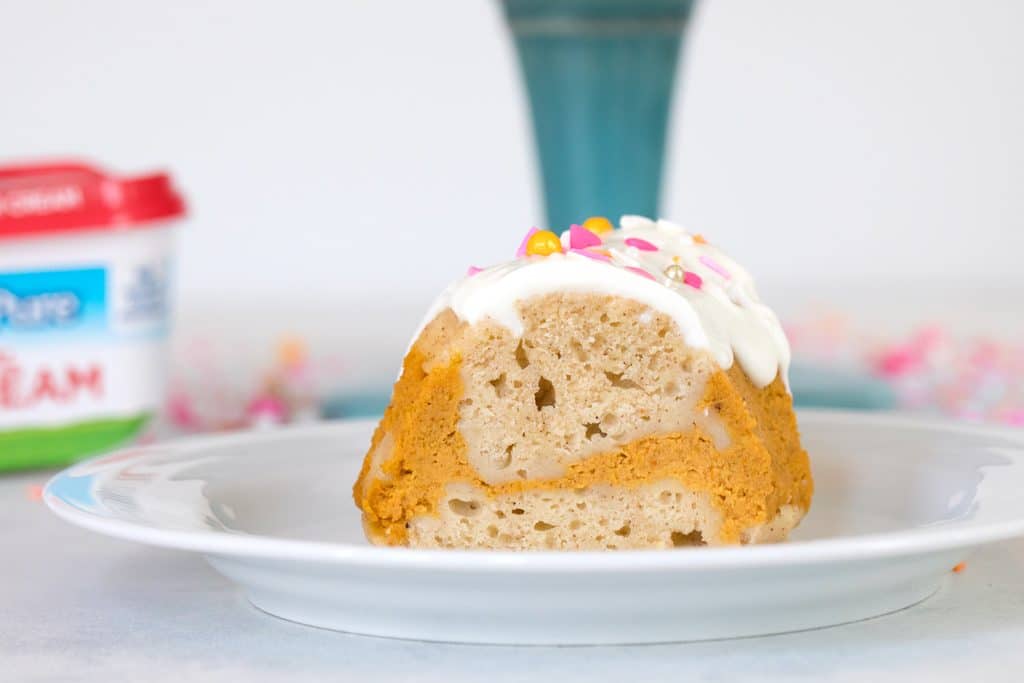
[415,217,791,389]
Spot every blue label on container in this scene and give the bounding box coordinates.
[0,267,107,338]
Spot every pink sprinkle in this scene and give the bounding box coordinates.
[683,271,703,289]
[624,237,658,251]
[875,345,921,378]
[572,248,611,262]
[515,227,539,257]
[247,395,288,421]
[569,224,602,249]
[166,392,202,430]
[466,266,483,277]
[625,266,656,280]
[699,255,731,279]
[1004,409,1024,426]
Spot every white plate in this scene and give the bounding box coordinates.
[45,411,1024,645]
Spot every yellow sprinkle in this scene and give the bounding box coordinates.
[525,230,563,256]
[672,255,681,264]
[693,234,707,245]
[582,216,614,234]
[277,336,307,367]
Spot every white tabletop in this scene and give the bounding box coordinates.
[4,470,1023,682]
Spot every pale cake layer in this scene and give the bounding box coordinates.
[408,480,804,550]
[458,294,724,484]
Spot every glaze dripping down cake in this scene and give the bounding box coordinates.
[353,216,813,550]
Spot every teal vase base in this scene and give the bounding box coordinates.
[503,0,696,228]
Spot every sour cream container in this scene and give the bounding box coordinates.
[0,162,186,471]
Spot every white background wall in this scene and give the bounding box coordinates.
[3,0,1022,339]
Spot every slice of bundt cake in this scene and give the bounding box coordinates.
[353,216,812,550]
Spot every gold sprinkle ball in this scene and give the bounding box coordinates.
[582,216,614,234]
[525,229,563,256]
[664,264,686,281]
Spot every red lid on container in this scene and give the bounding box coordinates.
[0,161,186,241]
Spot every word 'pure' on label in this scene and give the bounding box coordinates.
[0,288,81,329]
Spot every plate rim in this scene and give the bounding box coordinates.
[44,409,1024,573]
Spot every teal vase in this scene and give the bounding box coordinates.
[502,0,696,229]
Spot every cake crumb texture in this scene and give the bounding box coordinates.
[353,293,812,549]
